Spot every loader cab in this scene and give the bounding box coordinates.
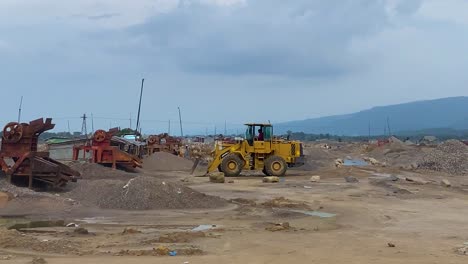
[245,124,273,147]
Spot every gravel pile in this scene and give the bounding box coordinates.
[0,179,56,198]
[418,140,468,175]
[69,162,136,180]
[143,152,194,172]
[67,176,226,210]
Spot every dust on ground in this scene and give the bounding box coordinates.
[1,139,468,263]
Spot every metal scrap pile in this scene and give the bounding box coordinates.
[418,140,468,175]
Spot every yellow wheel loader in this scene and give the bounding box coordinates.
[204,124,304,176]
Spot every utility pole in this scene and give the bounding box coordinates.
[178,107,183,137]
[67,120,71,135]
[91,113,95,133]
[17,96,23,123]
[214,125,217,136]
[168,120,171,135]
[81,114,88,139]
[387,117,392,136]
[129,113,132,129]
[136,78,145,133]
[368,121,371,141]
[224,120,227,135]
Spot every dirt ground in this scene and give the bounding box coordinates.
[1,142,468,263]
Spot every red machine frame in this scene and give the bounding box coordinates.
[0,118,80,188]
[72,128,142,170]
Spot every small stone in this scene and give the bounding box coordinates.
[335,159,344,167]
[387,243,396,248]
[388,175,399,182]
[441,179,451,187]
[154,246,171,256]
[405,176,428,185]
[227,180,235,184]
[344,176,359,183]
[209,173,225,183]
[457,247,467,255]
[310,176,321,182]
[122,228,141,235]
[30,257,47,264]
[266,222,290,232]
[0,255,13,260]
[74,227,89,235]
[263,176,280,183]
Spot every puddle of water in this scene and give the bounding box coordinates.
[292,210,336,218]
[192,225,216,232]
[79,217,116,224]
[343,159,368,166]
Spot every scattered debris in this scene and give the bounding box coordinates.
[310,175,321,182]
[344,176,359,183]
[66,223,79,228]
[261,197,310,209]
[263,176,280,183]
[363,157,380,166]
[154,246,171,256]
[158,231,205,243]
[265,222,290,232]
[122,228,141,235]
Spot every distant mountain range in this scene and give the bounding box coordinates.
[275,96,468,136]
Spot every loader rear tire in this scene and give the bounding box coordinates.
[221,154,243,177]
[265,156,287,177]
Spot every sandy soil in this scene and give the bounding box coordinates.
[1,143,468,263]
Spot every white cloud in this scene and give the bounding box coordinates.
[417,0,468,25]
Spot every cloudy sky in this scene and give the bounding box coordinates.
[0,0,467,134]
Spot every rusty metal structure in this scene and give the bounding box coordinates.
[0,118,80,188]
[72,128,143,170]
[146,133,182,156]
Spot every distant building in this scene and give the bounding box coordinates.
[46,138,88,161]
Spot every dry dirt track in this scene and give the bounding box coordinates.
[1,164,468,264]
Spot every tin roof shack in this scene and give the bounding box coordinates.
[46,138,88,161]
[111,136,146,159]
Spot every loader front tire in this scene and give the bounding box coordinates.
[265,156,287,177]
[221,154,243,177]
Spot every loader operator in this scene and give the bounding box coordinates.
[258,128,264,141]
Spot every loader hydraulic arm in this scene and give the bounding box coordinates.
[206,145,233,174]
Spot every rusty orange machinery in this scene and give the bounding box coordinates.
[72,128,142,170]
[0,118,80,188]
[146,133,182,155]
